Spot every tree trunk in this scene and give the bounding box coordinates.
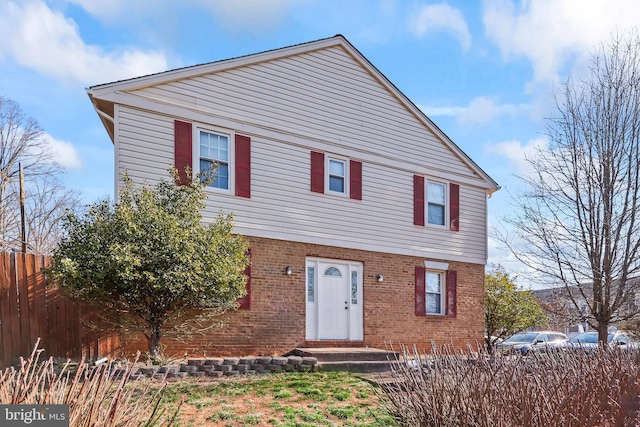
[597,322,609,348]
[148,324,162,362]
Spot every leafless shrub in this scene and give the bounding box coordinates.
[379,342,640,426]
[0,339,178,426]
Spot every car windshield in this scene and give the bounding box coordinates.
[569,333,598,344]
[503,333,538,343]
[569,332,617,344]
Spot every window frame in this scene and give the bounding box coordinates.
[326,156,349,197]
[426,180,448,227]
[194,125,234,194]
[425,270,446,315]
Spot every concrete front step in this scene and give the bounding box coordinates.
[284,347,399,373]
[316,359,403,373]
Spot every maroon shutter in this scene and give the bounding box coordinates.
[237,250,252,309]
[311,151,324,193]
[413,175,425,226]
[174,120,192,185]
[350,160,362,200]
[450,183,459,231]
[235,134,251,198]
[446,270,457,317]
[415,266,426,316]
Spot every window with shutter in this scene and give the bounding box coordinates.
[181,123,251,197]
[413,176,460,232]
[310,151,324,193]
[450,183,459,231]
[415,266,457,317]
[174,120,192,185]
[413,175,425,226]
[350,160,362,200]
[310,152,362,200]
[415,266,426,316]
[446,270,457,317]
[235,134,251,198]
[237,249,251,309]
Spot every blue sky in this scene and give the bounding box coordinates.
[1,0,639,283]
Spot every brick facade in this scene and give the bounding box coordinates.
[121,236,485,358]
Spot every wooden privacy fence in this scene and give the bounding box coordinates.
[0,252,120,368]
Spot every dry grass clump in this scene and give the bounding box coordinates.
[379,343,640,427]
[0,340,177,426]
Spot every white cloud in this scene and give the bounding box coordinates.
[419,97,530,124]
[43,133,83,170]
[484,136,548,176]
[0,1,168,85]
[196,0,296,32]
[417,104,465,117]
[63,0,132,19]
[409,3,471,51]
[67,0,298,32]
[458,96,529,125]
[482,0,640,83]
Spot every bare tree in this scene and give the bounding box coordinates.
[499,32,640,344]
[0,96,78,253]
[24,177,81,254]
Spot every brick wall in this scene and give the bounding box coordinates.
[121,237,485,358]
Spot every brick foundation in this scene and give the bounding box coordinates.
[120,237,485,358]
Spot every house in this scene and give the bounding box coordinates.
[532,287,591,336]
[533,279,640,337]
[86,35,499,357]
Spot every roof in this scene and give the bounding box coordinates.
[87,34,499,193]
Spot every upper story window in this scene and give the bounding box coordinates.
[174,120,251,198]
[414,175,458,230]
[199,130,230,190]
[328,159,346,193]
[427,181,446,226]
[310,151,362,200]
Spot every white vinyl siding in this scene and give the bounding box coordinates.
[117,107,488,263]
[129,46,474,180]
[114,45,492,264]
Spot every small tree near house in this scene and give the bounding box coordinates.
[46,169,249,360]
[484,265,547,353]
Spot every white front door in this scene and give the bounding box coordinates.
[306,258,363,341]
[317,264,349,340]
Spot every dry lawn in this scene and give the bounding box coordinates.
[158,370,397,426]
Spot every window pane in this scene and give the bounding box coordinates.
[329,160,345,176]
[307,267,315,302]
[426,272,441,293]
[426,293,441,314]
[200,131,229,162]
[428,182,445,204]
[201,160,229,190]
[428,204,445,225]
[351,271,358,304]
[200,159,213,177]
[199,132,210,157]
[329,176,344,192]
[324,267,341,277]
[216,135,229,162]
[213,163,229,189]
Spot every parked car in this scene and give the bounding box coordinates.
[484,335,504,345]
[496,331,568,355]
[562,331,639,352]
